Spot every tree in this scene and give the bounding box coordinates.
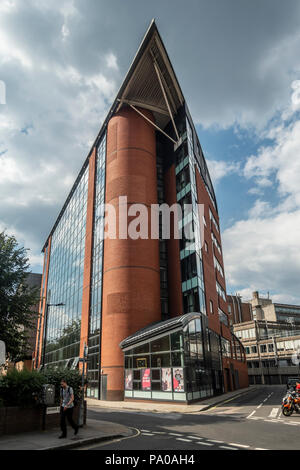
[0,231,40,362]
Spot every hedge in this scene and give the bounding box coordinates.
[0,369,84,407]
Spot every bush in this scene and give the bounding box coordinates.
[40,369,83,406]
[0,369,47,407]
[0,369,84,407]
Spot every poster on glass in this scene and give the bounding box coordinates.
[142,368,151,391]
[173,368,184,392]
[125,370,133,391]
[161,368,172,391]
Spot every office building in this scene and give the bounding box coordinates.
[35,21,248,402]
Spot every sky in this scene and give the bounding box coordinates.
[1,0,300,304]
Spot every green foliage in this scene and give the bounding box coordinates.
[0,231,40,362]
[0,369,47,407]
[40,369,83,405]
[0,368,83,407]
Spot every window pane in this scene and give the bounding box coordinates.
[171,352,184,367]
[152,369,161,381]
[171,331,183,350]
[133,370,141,380]
[133,355,149,368]
[151,336,170,353]
[151,353,171,368]
[133,343,149,354]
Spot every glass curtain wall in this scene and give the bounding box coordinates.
[174,113,206,315]
[43,165,89,368]
[124,315,224,402]
[87,133,107,398]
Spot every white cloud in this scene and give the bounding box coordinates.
[105,52,119,71]
[206,159,240,185]
[223,83,300,303]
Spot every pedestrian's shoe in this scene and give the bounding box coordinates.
[74,426,79,436]
[59,434,67,439]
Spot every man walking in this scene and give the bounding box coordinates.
[59,379,79,439]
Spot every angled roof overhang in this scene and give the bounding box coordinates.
[114,19,185,141]
[119,312,208,351]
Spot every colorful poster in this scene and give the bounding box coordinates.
[125,370,133,391]
[173,368,184,392]
[161,368,172,392]
[142,368,151,390]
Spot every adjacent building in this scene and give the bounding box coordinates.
[35,21,248,403]
[232,292,300,385]
[227,294,252,325]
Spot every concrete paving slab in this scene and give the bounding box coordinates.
[0,418,133,450]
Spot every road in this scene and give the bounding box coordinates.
[77,385,300,451]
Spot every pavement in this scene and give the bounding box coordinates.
[0,386,258,450]
[0,418,134,451]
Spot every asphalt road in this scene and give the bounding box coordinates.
[77,385,300,451]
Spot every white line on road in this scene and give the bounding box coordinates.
[247,411,256,419]
[196,442,213,446]
[208,440,224,443]
[176,438,192,442]
[187,436,203,440]
[168,433,182,436]
[228,443,250,448]
[219,446,238,450]
[269,408,279,418]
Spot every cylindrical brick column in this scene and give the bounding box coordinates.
[101,106,161,400]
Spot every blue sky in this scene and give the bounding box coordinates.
[1,0,300,304]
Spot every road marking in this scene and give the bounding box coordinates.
[209,439,224,443]
[219,446,238,450]
[152,431,166,434]
[187,436,203,440]
[176,438,192,442]
[247,411,256,419]
[196,442,213,446]
[169,433,182,436]
[257,403,263,409]
[141,433,155,436]
[255,448,268,451]
[228,443,250,448]
[269,408,279,418]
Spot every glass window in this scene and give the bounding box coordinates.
[171,352,184,367]
[151,369,161,381]
[133,343,149,355]
[151,336,170,353]
[171,331,183,350]
[133,370,141,380]
[133,355,149,368]
[151,353,171,368]
[195,318,202,333]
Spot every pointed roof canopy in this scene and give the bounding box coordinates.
[114,19,184,133]
[42,20,217,251]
